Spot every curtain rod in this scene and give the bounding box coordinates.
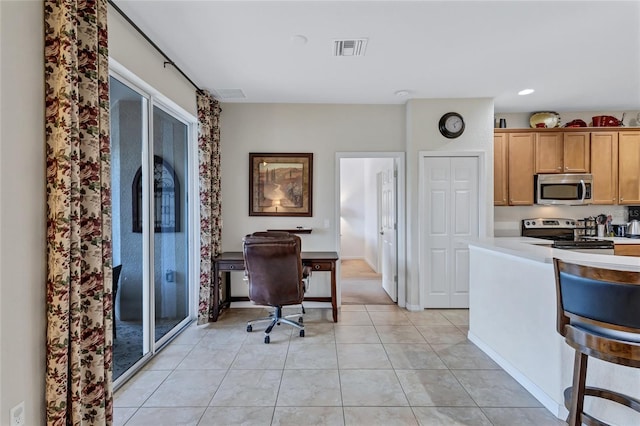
[108,0,204,94]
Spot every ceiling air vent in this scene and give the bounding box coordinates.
[214,88,246,99]
[333,39,367,57]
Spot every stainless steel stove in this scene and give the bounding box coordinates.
[521,218,614,253]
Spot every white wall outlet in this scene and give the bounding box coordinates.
[10,401,25,426]
[324,219,330,228]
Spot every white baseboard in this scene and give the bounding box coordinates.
[405,303,422,312]
[467,331,566,420]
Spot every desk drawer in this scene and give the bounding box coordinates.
[307,261,333,271]
[217,261,244,271]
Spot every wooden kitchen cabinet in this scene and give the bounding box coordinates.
[614,244,640,256]
[590,132,618,205]
[618,132,640,204]
[563,132,590,172]
[534,132,590,173]
[493,133,508,205]
[535,132,563,173]
[507,133,535,205]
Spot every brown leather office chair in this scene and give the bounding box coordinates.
[242,232,309,344]
[553,258,640,426]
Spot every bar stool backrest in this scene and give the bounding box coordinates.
[554,258,640,355]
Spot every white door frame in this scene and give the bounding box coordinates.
[335,152,407,308]
[418,150,487,309]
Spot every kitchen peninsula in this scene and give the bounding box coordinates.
[468,237,640,425]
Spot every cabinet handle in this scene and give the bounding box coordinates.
[229,265,235,270]
[314,265,321,270]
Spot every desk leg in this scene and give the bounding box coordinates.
[331,265,338,322]
[223,272,231,308]
[212,264,220,322]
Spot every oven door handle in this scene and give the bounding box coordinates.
[579,179,586,203]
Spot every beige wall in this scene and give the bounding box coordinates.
[0,3,197,422]
[1,1,46,423]
[219,103,406,298]
[219,103,406,252]
[219,100,495,307]
[108,6,196,116]
[404,98,495,308]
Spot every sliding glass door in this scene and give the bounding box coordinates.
[152,106,190,343]
[109,73,194,383]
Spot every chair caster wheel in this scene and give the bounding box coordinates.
[299,329,305,337]
[298,317,303,323]
[246,325,252,332]
[264,335,270,344]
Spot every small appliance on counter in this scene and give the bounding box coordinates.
[627,220,640,238]
[521,218,614,254]
[618,206,640,238]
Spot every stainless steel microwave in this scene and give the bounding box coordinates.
[535,173,593,205]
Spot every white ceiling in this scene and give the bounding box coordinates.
[113,1,640,112]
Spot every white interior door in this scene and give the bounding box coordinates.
[421,156,479,308]
[379,167,397,302]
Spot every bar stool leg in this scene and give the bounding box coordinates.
[568,351,588,426]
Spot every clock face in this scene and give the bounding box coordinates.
[439,112,465,138]
[445,115,463,132]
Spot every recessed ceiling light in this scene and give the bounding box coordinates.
[290,34,308,46]
[518,88,535,96]
[395,90,410,97]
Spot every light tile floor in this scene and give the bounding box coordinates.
[114,305,566,425]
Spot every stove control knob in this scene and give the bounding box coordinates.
[531,221,536,226]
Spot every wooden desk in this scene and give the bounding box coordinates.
[213,251,339,322]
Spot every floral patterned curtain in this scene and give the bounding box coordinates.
[44,0,113,424]
[197,91,223,324]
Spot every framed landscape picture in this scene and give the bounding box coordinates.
[249,153,313,217]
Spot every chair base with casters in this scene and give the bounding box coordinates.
[246,306,305,344]
[553,258,640,426]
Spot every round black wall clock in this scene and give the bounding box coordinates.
[439,112,465,139]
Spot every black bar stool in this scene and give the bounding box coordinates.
[553,258,640,426]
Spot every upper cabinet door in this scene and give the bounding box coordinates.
[507,133,535,205]
[493,133,508,206]
[590,132,617,205]
[535,133,563,173]
[563,132,590,173]
[618,132,640,204]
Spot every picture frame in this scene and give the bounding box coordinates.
[249,153,313,217]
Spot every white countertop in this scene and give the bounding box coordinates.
[468,237,640,269]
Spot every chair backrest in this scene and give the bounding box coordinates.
[553,258,640,346]
[113,264,122,288]
[242,232,304,307]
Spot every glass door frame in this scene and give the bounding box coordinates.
[110,60,198,388]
